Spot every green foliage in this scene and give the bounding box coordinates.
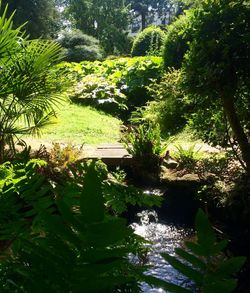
[69,74,127,115]
[172,144,203,171]
[144,69,189,135]
[0,158,162,242]
[182,0,250,98]
[0,39,66,159]
[0,160,246,292]
[131,26,165,57]
[0,159,53,241]
[181,0,250,173]
[187,100,228,147]
[48,143,82,169]
[66,0,130,55]
[114,57,163,110]
[1,0,61,39]
[121,122,165,177]
[122,122,162,158]
[161,209,246,293]
[55,61,86,82]
[0,161,155,292]
[163,12,191,69]
[0,3,67,161]
[59,29,103,62]
[104,168,162,214]
[65,56,163,114]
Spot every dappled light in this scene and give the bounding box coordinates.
[0,0,249,292]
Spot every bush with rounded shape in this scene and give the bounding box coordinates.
[144,69,189,135]
[58,29,103,62]
[163,13,191,69]
[181,0,250,173]
[65,45,103,62]
[131,26,165,57]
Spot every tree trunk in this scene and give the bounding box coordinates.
[222,94,250,175]
[141,12,146,30]
[0,138,5,163]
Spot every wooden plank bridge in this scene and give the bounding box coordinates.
[82,143,133,166]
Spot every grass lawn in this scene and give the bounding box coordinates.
[23,102,122,147]
[21,102,217,155]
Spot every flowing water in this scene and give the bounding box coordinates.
[131,208,196,293]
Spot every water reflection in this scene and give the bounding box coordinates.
[131,210,195,293]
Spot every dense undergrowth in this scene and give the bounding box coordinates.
[0,157,245,293]
[0,0,249,292]
[57,56,163,120]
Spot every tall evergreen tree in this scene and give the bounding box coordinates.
[1,0,61,39]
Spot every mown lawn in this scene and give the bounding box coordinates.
[23,102,122,147]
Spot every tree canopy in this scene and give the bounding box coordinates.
[181,0,250,173]
[66,0,129,54]
[126,0,178,31]
[1,0,61,39]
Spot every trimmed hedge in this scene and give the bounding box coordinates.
[131,26,165,57]
[163,13,191,69]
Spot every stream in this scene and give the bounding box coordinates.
[131,210,195,292]
[129,186,198,293]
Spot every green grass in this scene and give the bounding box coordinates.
[164,127,218,154]
[23,103,122,146]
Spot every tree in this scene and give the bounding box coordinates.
[1,0,61,39]
[0,4,66,161]
[181,0,250,174]
[126,0,177,31]
[59,29,103,62]
[66,0,130,54]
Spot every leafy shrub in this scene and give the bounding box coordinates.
[144,69,189,135]
[49,143,82,169]
[163,12,191,69]
[121,122,165,178]
[187,101,228,147]
[55,62,85,84]
[116,57,163,110]
[172,144,203,172]
[179,0,250,174]
[103,168,162,215]
[161,209,246,293]
[131,26,165,57]
[0,3,67,162]
[0,160,245,292]
[65,56,163,115]
[68,74,127,115]
[0,161,157,292]
[58,29,103,62]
